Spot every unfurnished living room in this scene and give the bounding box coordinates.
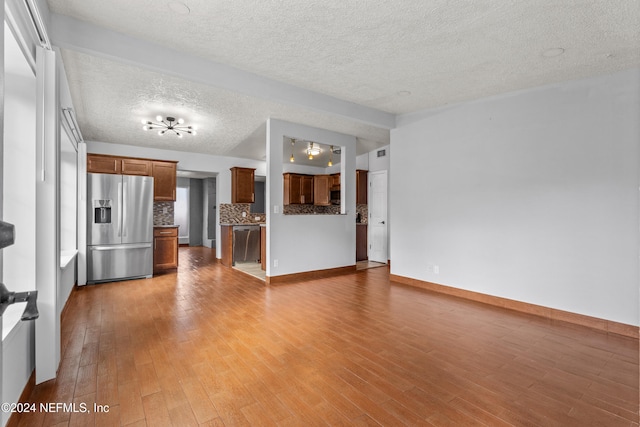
[1,1,638,426]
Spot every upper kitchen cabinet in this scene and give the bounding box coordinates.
[231,167,255,203]
[152,161,177,201]
[313,175,331,206]
[122,158,151,176]
[356,170,368,205]
[283,173,300,205]
[283,173,313,205]
[301,175,313,204]
[87,153,122,174]
[87,154,177,201]
[330,173,340,191]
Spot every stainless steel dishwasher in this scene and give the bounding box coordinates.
[232,225,261,265]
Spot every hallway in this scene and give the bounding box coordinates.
[12,247,639,426]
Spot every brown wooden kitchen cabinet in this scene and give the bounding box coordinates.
[301,175,313,204]
[231,167,255,203]
[260,226,266,271]
[283,173,313,205]
[356,224,368,261]
[283,173,300,205]
[152,161,177,201]
[313,175,331,206]
[88,154,177,202]
[220,225,233,267]
[356,169,368,205]
[153,226,179,272]
[87,154,122,174]
[122,158,151,176]
[330,173,340,190]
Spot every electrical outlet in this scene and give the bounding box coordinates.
[242,212,247,218]
[273,205,279,214]
[273,259,278,268]
[163,207,168,214]
[434,265,440,274]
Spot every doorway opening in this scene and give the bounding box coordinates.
[175,171,217,250]
[368,170,388,264]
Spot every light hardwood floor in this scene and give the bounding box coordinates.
[12,247,639,426]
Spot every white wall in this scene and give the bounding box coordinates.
[2,321,34,427]
[86,141,266,257]
[2,22,37,421]
[390,69,640,326]
[59,129,77,252]
[266,119,357,276]
[3,26,36,299]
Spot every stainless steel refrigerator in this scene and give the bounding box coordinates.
[87,173,154,283]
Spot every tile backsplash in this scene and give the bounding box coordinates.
[153,202,175,225]
[219,203,265,224]
[356,204,368,224]
[282,204,368,221]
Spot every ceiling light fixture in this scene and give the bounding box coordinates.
[290,138,296,163]
[328,145,333,167]
[306,142,321,160]
[141,116,197,138]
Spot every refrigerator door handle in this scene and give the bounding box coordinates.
[90,244,152,251]
[122,181,128,238]
[117,181,123,237]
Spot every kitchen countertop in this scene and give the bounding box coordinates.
[220,223,264,226]
[154,224,179,228]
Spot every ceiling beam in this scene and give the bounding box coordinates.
[50,13,396,130]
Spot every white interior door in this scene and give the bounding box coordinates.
[368,170,388,263]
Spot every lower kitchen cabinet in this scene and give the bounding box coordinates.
[220,225,233,267]
[261,226,266,271]
[154,226,179,272]
[356,224,368,261]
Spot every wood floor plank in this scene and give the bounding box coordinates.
[141,391,172,426]
[136,362,161,397]
[10,247,639,427]
[180,378,220,424]
[116,379,145,425]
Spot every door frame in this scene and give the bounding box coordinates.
[368,170,388,264]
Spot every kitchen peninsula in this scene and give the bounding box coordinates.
[219,203,265,268]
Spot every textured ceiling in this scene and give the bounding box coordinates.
[61,50,388,157]
[48,0,640,159]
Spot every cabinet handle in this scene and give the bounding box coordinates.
[160,231,172,234]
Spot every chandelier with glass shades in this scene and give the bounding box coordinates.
[141,116,197,137]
